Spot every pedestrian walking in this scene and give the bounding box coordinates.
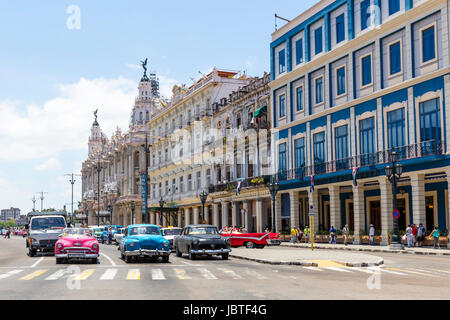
[342,224,350,246]
[290,226,298,243]
[296,227,302,243]
[369,224,375,245]
[329,226,336,244]
[431,227,440,249]
[405,225,413,248]
[107,227,112,245]
[417,224,425,247]
[412,224,418,247]
[303,226,310,243]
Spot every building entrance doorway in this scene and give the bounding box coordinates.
[369,201,381,231]
[425,196,435,231]
[397,198,406,231]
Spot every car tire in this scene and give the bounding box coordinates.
[175,246,182,257]
[91,258,98,264]
[221,253,229,260]
[56,258,63,264]
[162,255,169,263]
[125,254,132,263]
[28,248,36,257]
[188,248,196,260]
[256,244,265,249]
[245,241,255,249]
[120,250,125,260]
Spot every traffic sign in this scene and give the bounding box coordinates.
[392,209,400,219]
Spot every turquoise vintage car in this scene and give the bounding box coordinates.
[119,224,170,263]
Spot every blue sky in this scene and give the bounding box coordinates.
[0,0,318,215]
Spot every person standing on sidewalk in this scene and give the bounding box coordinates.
[296,226,302,243]
[431,227,440,249]
[290,226,298,243]
[329,226,336,244]
[412,224,418,247]
[405,225,413,248]
[342,224,350,246]
[369,224,375,245]
[417,224,425,247]
[304,226,310,243]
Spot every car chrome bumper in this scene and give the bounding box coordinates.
[191,248,231,255]
[55,253,99,258]
[125,249,170,257]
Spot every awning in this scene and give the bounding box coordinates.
[254,105,267,118]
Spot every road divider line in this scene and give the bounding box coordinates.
[45,269,67,280]
[30,257,44,268]
[73,269,95,281]
[303,267,323,271]
[174,269,191,280]
[152,269,165,280]
[368,267,406,275]
[323,267,352,273]
[20,269,47,280]
[0,270,24,279]
[217,268,242,279]
[100,253,116,266]
[100,269,118,280]
[350,267,376,274]
[126,269,140,280]
[198,268,217,280]
[387,267,437,277]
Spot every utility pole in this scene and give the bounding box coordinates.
[65,173,81,224]
[37,191,48,212]
[31,196,37,212]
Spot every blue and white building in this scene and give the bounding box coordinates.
[269,0,450,244]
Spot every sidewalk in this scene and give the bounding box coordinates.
[280,242,450,256]
[230,246,384,267]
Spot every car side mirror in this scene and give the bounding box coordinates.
[25,224,29,230]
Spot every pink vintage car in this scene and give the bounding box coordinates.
[55,228,99,264]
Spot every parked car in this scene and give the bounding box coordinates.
[55,228,99,264]
[161,226,182,251]
[113,228,125,245]
[90,226,106,241]
[174,224,231,260]
[220,227,281,248]
[119,224,170,263]
[101,225,123,243]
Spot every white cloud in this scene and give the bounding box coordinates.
[0,76,137,162]
[125,63,141,71]
[35,158,61,171]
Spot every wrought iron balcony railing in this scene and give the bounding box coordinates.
[275,140,442,182]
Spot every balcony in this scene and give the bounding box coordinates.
[275,140,443,182]
[208,175,270,194]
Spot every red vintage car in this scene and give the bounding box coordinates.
[220,227,281,248]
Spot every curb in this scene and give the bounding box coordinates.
[344,258,384,267]
[230,254,319,267]
[280,243,450,256]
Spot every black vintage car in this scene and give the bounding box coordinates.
[173,224,231,260]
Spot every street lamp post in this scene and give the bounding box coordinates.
[159,197,165,226]
[385,151,404,250]
[268,177,280,232]
[107,205,113,225]
[131,201,135,225]
[141,133,151,224]
[96,161,102,227]
[199,191,208,223]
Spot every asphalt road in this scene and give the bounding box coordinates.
[0,236,449,300]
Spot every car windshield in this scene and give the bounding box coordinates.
[62,228,92,236]
[129,226,160,236]
[187,227,218,235]
[162,229,182,236]
[30,217,65,230]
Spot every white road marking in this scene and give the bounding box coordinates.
[0,270,23,279]
[152,269,165,280]
[180,261,196,266]
[100,253,116,266]
[198,268,217,280]
[73,269,95,280]
[303,267,323,271]
[217,268,243,279]
[409,268,444,276]
[100,268,118,280]
[174,269,191,280]
[246,269,267,280]
[30,257,44,268]
[323,267,352,273]
[45,269,68,280]
[350,267,377,274]
[369,267,406,275]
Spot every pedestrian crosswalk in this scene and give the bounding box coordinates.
[0,266,448,282]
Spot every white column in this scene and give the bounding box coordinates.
[329,185,341,229]
[193,207,199,225]
[177,210,182,227]
[221,202,229,228]
[289,190,299,228]
[275,194,282,232]
[411,173,426,226]
[184,207,191,226]
[352,185,365,245]
[379,177,393,246]
[407,87,415,146]
[256,199,263,232]
[243,201,250,230]
[150,212,156,225]
[232,202,239,227]
[213,203,220,228]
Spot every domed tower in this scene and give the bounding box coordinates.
[130,59,162,127]
[88,109,107,156]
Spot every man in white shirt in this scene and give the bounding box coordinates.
[405,225,413,248]
[369,224,375,245]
